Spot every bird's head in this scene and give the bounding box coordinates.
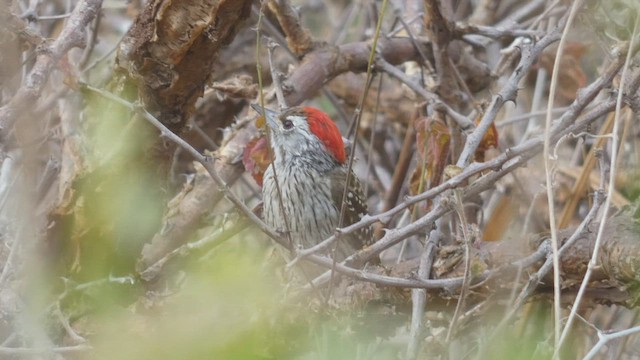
[251,105,346,165]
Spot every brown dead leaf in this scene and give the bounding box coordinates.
[242,136,271,186]
[409,116,451,195]
[474,115,499,162]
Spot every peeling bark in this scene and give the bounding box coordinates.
[115,0,253,131]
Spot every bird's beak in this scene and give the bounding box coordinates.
[250,104,279,130]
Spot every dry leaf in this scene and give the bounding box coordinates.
[242,136,271,186]
[474,115,499,162]
[409,116,451,195]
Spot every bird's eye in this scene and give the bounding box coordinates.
[283,119,294,129]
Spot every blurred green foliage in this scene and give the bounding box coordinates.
[586,0,640,41]
[60,93,165,282]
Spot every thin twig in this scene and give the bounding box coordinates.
[267,39,288,110]
[522,18,555,141]
[496,107,569,128]
[78,6,101,70]
[583,325,640,360]
[331,1,360,44]
[304,226,550,292]
[37,13,73,20]
[0,227,21,287]
[455,23,544,39]
[542,0,583,348]
[456,17,565,167]
[188,118,218,150]
[389,1,433,72]
[376,58,473,130]
[54,304,86,344]
[406,225,441,360]
[445,189,473,342]
[139,218,249,281]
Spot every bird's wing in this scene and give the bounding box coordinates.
[328,166,373,251]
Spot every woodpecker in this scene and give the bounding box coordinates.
[251,104,373,261]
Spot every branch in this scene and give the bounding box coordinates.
[454,23,544,40]
[0,0,103,139]
[266,0,315,56]
[377,57,473,129]
[455,19,565,167]
[283,37,431,106]
[423,0,459,103]
[267,40,288,109]
[407,226,441,360]
[3,9,45,47]
[139,218,249,281]
[584,326,640,360]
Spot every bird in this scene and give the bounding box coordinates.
[251,104,373,262]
